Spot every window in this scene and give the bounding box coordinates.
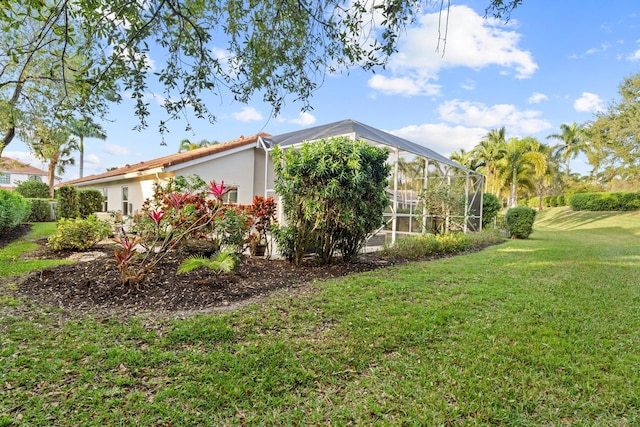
[122,186,129,216]
[28,175,42,182]
[102,187,108,212]
[0,173,10,185]
[223,188,238,204]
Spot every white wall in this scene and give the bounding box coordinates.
[177,149,257,205]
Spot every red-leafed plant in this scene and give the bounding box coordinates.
[247,196,277,258]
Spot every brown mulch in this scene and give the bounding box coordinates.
[2,224,499,319]
[2,224,399,318]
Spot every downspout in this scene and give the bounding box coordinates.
[258,136,269,198]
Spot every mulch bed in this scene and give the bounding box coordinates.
[3,224,398,317]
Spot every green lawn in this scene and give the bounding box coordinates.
[1,209,640,425]
[0,222,70,278]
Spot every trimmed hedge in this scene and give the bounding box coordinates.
[26,198,53,222]
[79,189,104,218]
[0,190,30,230]
[56,185,79,219]
[570,192,640,211]
[505,206,536,239]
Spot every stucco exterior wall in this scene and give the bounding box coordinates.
[177,148,257,205]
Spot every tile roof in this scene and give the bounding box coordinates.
[0,157,48,175]
[61,133,270,186]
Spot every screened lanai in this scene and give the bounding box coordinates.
[259,119,484,245]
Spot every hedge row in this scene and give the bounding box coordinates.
[0,190,30,230]
[569,192,640,211]
[56,185,104,219]
[523,195,568,208]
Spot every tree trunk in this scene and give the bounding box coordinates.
[48,152,60,198]
[79,137,85,178]
[510,166,517,208]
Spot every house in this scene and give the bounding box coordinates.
[63,119,483,241]
[62,133,273,215]
[0,157,51,191]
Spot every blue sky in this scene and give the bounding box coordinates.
[6,0,640,180]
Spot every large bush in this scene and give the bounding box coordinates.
[482,193,501,228]
[47,214,111,251]
[26,198,53,222]
[78,189,104,218]
[272,137,390,264]
[0,190,30,230]
[570,192,640,211]
[56,185,79,219]
[15,180,50,199]
[505,207,537,239]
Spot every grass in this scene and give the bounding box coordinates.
[1,209,640,425]
[0,223,70,278]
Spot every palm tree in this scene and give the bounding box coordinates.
[31,126,78,198]
[496,137,547,208]
[178,138,217,152]
[474,127,507,195]
[450,148,482,171]
[67,117,107,178]
[546,122,583,180]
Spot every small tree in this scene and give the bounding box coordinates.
[272,137,390,264]
[15,180,50,199]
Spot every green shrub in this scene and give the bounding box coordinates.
[380,230,503,260]
[26,198,53,222]
[543,196,552,208]
[78,189,104,218]
[271,224,297,262]
[482,193,501,228]
[15,180,50,198]
[47,214,111,251]
[570,192,640,211]
[527,197,539,208]
[557,195,565,206]
[0,190,30,230]
[505,207,537,239]
[56,185,79,219]
[549,195,558,207]
[272,137,390,264]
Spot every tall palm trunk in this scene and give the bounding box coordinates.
[511,165,518,208]
[48,152,59,198]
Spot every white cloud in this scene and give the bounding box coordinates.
[289,112,317,126]
[368,5,537,96]
[626,49,640,61]
[3,151,46,170]
[460,79,475,91]
[104,144,134,156]
[232,106,263,122]
[586,42,612,55]
[528,92,548,104]
[368,75,441,96]
[85,154,101,168]
[574,92,605,113]
[437,99,552,135]
[390,123,488,156]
